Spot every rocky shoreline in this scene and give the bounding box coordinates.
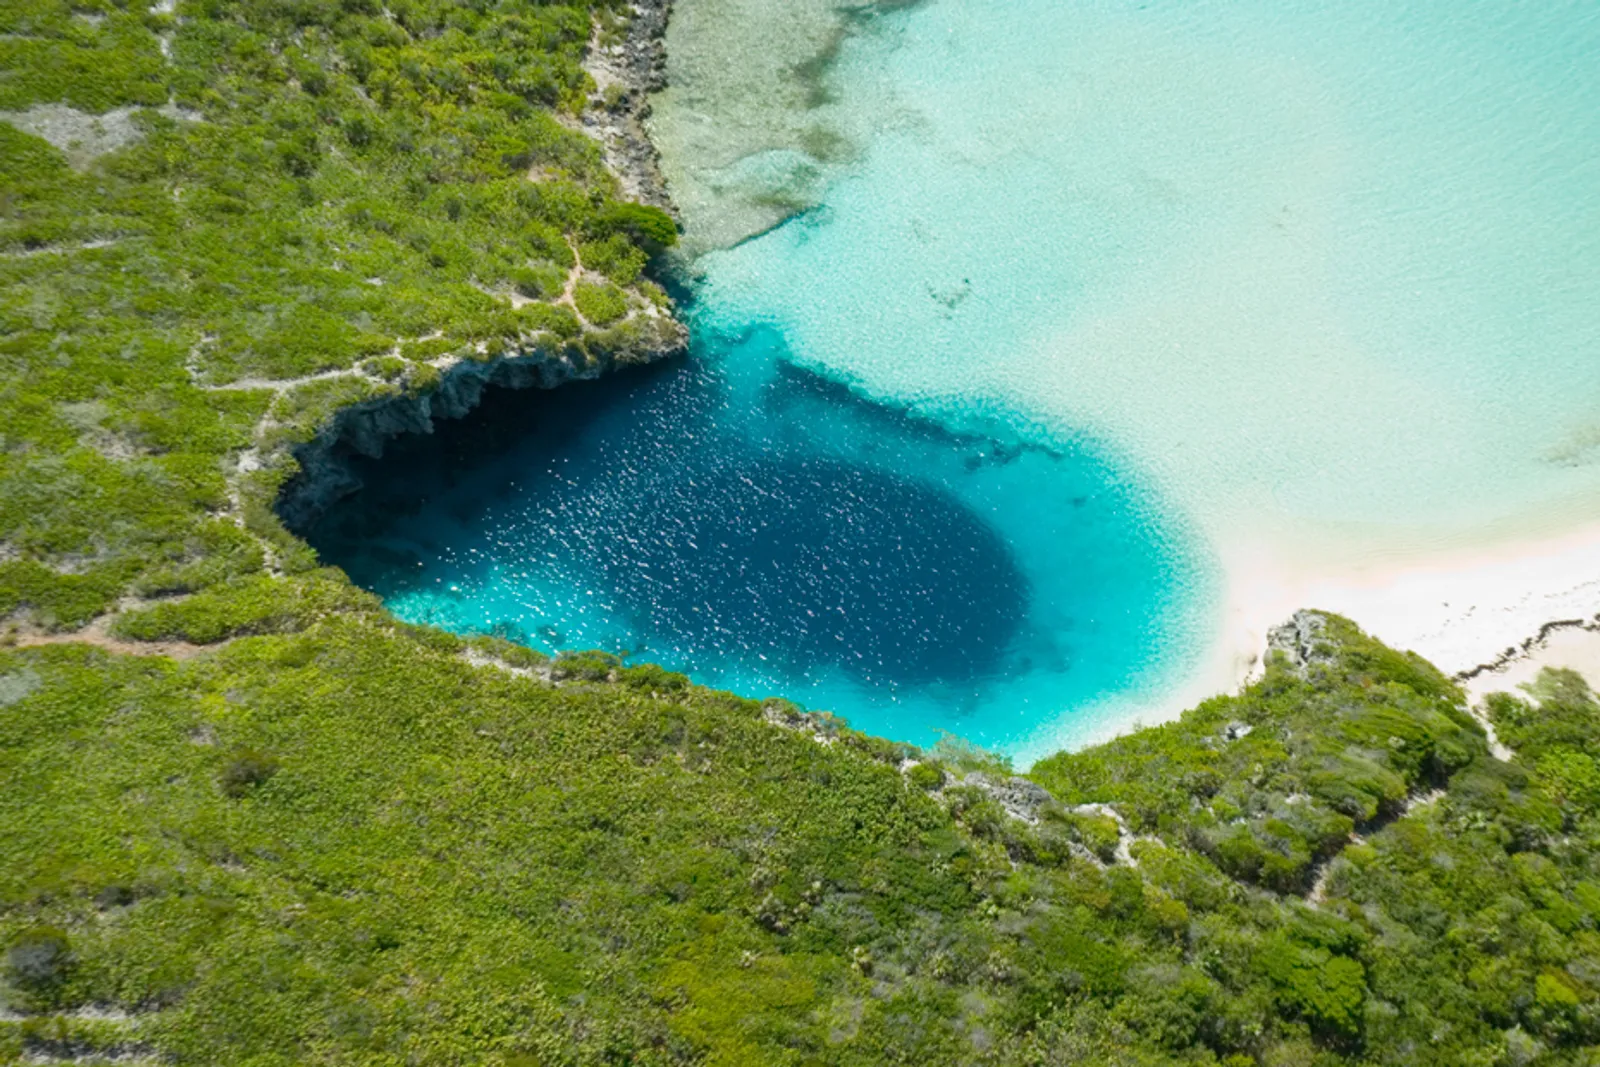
[579,0,677,213]
[275,1,687,533]
[275,335,681,533]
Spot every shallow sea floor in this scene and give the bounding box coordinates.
[663,0,1600,673]
[679,0,1600,536]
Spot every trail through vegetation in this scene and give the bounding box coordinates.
[7,0,1600,1064]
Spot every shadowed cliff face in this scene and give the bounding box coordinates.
[276,344,684,533]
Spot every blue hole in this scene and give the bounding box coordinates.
[304,317,1206,757]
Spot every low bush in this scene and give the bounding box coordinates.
[572,280,629,325]
[550,649,620,682]
[3,927,73,998]
[219,747,280,797]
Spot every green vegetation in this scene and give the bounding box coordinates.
[573,279,630,325]
[6,607,1600,1065]
[0,0,680,636]
[1032,617,1479,894]
[6,1,1600,1064]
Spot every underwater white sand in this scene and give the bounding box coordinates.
[652,0,1600,749]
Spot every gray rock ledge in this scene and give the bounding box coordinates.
[276,338,681,533]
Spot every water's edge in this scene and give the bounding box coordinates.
[578,0,678,212]
[275,0,1600,761]
[275,0,1214,760]
[277,0,689,533]
[276,341,685,533]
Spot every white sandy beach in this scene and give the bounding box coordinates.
[1220,517,1600,689]
[1047,522,1600,762]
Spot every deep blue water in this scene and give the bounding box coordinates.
[306,312,1208,757]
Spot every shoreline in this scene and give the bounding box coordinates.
[636,0,1600,753]
[286,0,1599,760]
[1462,622,1600,705]
[274,3,689,534]
[1037,517,1600,763]
[1220,515,1600,692]
[579,0,677,213]
[1457,614,1600,684]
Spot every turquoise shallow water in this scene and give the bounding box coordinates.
[306,307,1211,757]
[667,0,1600,534]
[311,0,1600,758]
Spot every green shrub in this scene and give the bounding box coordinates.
[618,663,688,691]
[840,728,916,765]
[1071,811,1123,863]
[517,302,582,340]
[220,747,280,797]
[572,280,628,326]
[1259,935,1366,1041]
[363,355,411,381]
[594,202,678,250]
[930,734,1012,776]
[550,649,619,682]
[579,234,647,284]
[112,573,378,643]
[511,262,567,300]
[4,927,74,997]
[409,362,443,392]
